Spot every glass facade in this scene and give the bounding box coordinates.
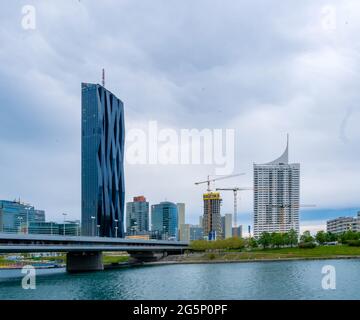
[0,200,45,233]
[81,83,125,237]
[28,222,60,235]
[28,221,80,236]
[190,225,204,240]
[151,202,178,240]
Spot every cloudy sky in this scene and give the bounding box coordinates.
[0,0,359,234]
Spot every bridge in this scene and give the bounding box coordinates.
[0,233,189,272]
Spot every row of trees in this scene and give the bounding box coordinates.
[314,230,360,244]
[190,230,360,252]
[257,229,360,249]
[190,237,245,251]
[257,229,298,249]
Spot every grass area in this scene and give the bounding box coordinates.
[29,254,129,265]
[103,255,129,264]
[30,256,66,262]
[0,257,16,266]
[0,254,129,266]
[182,245,360,262]
[255,245,360,257]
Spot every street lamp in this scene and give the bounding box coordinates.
[163,226,166,240]
[91,216,96,237]
[132,221,137,235]
[62,213,67,236]
[25,207,29,235]
[114,219,118,238]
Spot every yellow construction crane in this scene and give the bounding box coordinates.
[195,173,245,240]
[194,173,245,192]
[216,187,252,230]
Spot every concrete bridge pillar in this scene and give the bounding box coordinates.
[66,251,104,273]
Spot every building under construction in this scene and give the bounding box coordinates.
[202,192,222,240]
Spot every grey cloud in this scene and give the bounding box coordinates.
[0,0,359,224]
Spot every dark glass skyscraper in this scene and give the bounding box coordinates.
[81,83,125,238]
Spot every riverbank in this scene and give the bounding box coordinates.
[144,245,360,266]
[3,245,360,270]
[0,253,129,270]
[145,254,360,267]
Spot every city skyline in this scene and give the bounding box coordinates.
[0,1,359,235]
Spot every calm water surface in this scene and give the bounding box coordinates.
[0,259,359,300]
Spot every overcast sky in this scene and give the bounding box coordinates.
[0,0,359,234]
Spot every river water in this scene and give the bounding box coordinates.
[0,259,359,300]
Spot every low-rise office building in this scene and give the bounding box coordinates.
[0,200,45,233]
[326,212,360,234]
[190,225,204,241]
[28,220,80,236]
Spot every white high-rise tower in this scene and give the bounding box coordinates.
[253,136,300,238]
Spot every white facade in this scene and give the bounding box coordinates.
[253,137,300,238]
[222,214,233,239]
[199,216,203,228]
[179,223,190,241]
[177,203,185,239]
[327,213,360,234]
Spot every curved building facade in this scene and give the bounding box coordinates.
[81,83,125,238]
[253,136,300,238]
[151,202,178,239]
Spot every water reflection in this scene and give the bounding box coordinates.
[0,259,359,300]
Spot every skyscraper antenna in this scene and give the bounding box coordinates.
[102,68,105,87]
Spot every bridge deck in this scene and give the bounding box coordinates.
[0,233,189,253]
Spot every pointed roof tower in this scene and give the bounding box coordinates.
[263,134,289,165]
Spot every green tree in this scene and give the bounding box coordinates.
[326,232,338,242]
[248,237,258,249]
[339,230,360,243]
[225,237,245,250]
[315,231,327,244]
[288,229,298,247]
[300,230,314,243]
[282,232,290,246]
[270,232,284,248]
[258,232,271,249]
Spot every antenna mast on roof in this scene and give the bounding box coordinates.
[102,68,105,87]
